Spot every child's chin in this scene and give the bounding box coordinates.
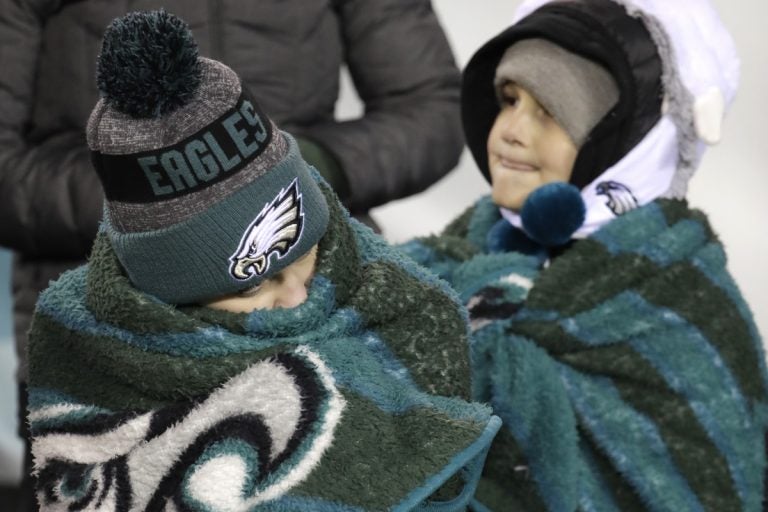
[491,192,524,212]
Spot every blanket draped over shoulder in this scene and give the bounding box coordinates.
[403,197,768,512]
[27,185,500,512]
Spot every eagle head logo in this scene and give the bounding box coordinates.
[229,179,304,281]
[596,181,639,217]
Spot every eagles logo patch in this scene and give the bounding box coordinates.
[230,179,304,280]
[596,181,639,216]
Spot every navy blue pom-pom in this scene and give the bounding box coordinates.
[486,218,547,260]
[96,10,202,118]
[521,182,586,247]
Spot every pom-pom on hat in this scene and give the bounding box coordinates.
[87,10,329,305]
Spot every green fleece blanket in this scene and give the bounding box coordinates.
[26,185,500,512]
[403,197,768,511]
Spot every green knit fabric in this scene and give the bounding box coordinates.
[402,197,768,512]
[26,182,500,511]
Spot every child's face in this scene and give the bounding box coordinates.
[487,82,578,211]
[203,245,318,313]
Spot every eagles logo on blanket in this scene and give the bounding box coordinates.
[230,179,304,280]
[29,347,345,511]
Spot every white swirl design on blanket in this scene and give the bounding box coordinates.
[32,346,345,511]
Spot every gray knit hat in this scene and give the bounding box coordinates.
[494,38,619,147]
[87,10,329,304]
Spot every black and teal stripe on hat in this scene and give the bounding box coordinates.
[87,10,328,304]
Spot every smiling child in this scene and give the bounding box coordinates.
[403,0,768,509]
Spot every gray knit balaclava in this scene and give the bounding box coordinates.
[494,38,620,148]
[87,10,329,304]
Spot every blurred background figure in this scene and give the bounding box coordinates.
[0,1,463,509]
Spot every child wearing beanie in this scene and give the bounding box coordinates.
[24,10,501,511]
[403,0,768,510]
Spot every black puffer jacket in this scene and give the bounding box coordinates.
[0,0,464,382]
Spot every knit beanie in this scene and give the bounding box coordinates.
[494,38,619,147]
[87,10,329,305]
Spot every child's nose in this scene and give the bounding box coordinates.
[273,276,308,309]
[500,108,533,146]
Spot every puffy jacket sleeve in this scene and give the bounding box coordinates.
[0,0,102,258]
[299,0,464,213]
